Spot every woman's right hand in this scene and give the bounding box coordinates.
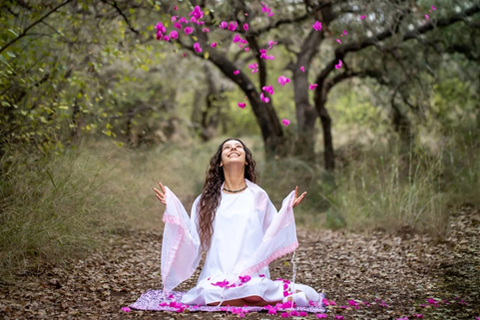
[153,182,167,206]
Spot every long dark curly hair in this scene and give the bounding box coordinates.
[197,138,257,252]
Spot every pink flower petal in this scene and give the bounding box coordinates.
[431,5,436,10]
[219,21,228,29]
[360,15,366,20]
[238,102,246,109]
[336,39,342,44]
[300,66,305,72]
[425,14,429,20]
[171,16,177,22]
[268,40,278,49]
[233,70,240,75]
[309,84,318,90]
[243,23,249,31]
[244,47,250,52]
[233,34,241,43]
[121,306,131,312]
[313,21,322,31]
[277,75,291,86]
[228,21,238,31]
[210,42,217,48]
[316,314,328,319]
[335,59,343,69]
[193,42,202,53]
[282,119,290,127]
[169,30,178,39]
[163,35,170,42]
[202,28,210,33]
[184,27,193,35]
[280,312,289,318]
[174,22,182,30]
[156,32,163,40]
[343,30,348,35]
[174,6,178,10]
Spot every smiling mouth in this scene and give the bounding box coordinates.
[228,153,240,158]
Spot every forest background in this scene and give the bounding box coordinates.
[0,0,479,280]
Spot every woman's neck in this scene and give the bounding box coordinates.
[223,166,246,190]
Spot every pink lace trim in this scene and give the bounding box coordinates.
[240,241,299,275]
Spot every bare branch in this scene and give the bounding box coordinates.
[100,0,140,34]
[0,0,73,54]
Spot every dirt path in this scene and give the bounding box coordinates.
[1,207,479,319]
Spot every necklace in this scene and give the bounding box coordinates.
[223,185,247,193]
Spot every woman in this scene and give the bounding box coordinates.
[153,138,320,307]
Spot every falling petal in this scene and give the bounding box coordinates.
[312,21,322,31]
[238,103,246,109]
[282,119,290,127]
[425,14,429,20]
[268,40,278,49]
[277,75,291,86]
[174,6,178,10]
[244,47,250,52]
[169,30,178,39]
[193,42,202,53]
[238,44,244,48]
[228,21,238,31]
[431,5,436,10]
[309,84,318,90]
[360,15,366,20]
[300,66,305,72]
[155,22,166,33]
[243,23,249,31]
[188,5,203,20]
[343,30,348,35]
[268,12,274,16]
[336,39,342,44]
[262,85,274,95]
[219,21,228,29]
[210,42,217,48]
[335,59,343,69]
[233,70,240,75]
[245,13,248,16]
[233,34,241,43]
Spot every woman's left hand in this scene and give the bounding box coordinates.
[292,186,307,208]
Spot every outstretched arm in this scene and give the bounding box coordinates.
[153,182,201,293]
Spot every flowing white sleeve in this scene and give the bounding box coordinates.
[161,187,201,292]
[234,183,298,275]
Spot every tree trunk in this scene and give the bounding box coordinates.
[314,84,335,171]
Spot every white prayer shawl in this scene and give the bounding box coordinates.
[161,179,300,303]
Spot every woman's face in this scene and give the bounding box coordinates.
[220,139,247,167]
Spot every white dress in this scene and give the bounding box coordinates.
[161,179,320,305]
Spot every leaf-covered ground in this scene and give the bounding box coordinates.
[1,206,479,320]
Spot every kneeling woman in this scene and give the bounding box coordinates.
[154,138,320,307]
